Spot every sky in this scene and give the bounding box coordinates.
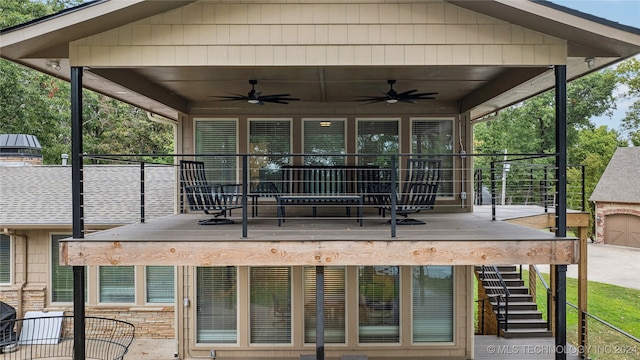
[550,0,640,135]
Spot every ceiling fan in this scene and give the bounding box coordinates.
[211,80,300,105]
[356,80,438,104]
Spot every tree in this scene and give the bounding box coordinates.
[0,0,174,164]
[614,57,640,137]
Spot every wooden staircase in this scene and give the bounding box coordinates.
[477,265,552,338]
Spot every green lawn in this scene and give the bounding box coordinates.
[524,270,640,360]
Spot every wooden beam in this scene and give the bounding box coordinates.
[60,239,578,266]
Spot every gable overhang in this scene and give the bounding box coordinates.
[1,0,639,122]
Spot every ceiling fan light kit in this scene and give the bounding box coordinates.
[211,79,300,105]
[357,79,438,105]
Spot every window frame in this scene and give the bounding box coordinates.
[248,118,292,186]
[303,266,347,344]
[193,118,239,183]
[98,265,136,304]
[145,266,175,304]
[410,265,455,344]
[195,266,239,345]
[355,118,401,167]
[0,234,11,285]
[301,118,347,166]
[249,266,292,345]
[357,266,401,345]
[50,233,87,303]
[410,117,456,199]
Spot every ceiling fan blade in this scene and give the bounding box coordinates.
[210,95,249,101]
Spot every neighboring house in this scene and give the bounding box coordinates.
[1,1,639,359]
[0,163,176,337]
[590,147,640,248]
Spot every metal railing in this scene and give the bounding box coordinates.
[0,316,134,360]
[479,265,511,335]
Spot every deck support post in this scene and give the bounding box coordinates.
[554,64,567,360]
[316,266,325,360]
[554,265,567,360]
[71,66,86,360]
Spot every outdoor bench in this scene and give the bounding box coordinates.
[275,165,381,226]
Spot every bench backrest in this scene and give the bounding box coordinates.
[279,165,380,196]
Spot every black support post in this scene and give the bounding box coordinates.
[555,65,567,238]
[316,266,325,360]
[555,265,568,360]
[554,65,567,360]
[71,66,86,360]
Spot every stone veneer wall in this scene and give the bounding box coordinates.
[594,202,640,243]
[0,286,175,339]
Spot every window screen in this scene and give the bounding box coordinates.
[146,266,174,303]
[195,119,237,183]
[358,266,400,343]
[412,119,454,197]
[99,266,135,303]
[357,120,399,167]
[250,267,291,344]
[51,234,86,302]
[0,234,10,284]
[250,120,291,185]
[412,266,454,342]
[304,267,346,343]
[303,120,346,165]
[196,267,237,344]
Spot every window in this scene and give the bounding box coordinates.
[357,119,399,167]
[195,119,237,183]
[411,119,454,197]
[250,267,291,344]
[99,266,135,303]
[358,266,400,343]
[249,119,291,187]
[303,119,346,165]
[196,267,237,344]
[51,234,86,302]
[304,267,346,343]
[146,266,175,303]
[0,234,10,284]
[412,266,454,342]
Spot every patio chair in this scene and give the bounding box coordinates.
[369,158,441,225]
[179,160,243,225]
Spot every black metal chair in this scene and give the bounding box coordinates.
[180,160,243,225]
[369,158,441,225]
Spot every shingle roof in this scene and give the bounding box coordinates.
[589,147,640,204]
[0,165,175,226]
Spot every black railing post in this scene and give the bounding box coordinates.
[71,65,86,360]
[390,154,397,238]
[490,161,496,221]
[140,162,145,223]
[581,165,586,211]
[544,165,549,213]
[555,264,568,360]
[242,154,248,239]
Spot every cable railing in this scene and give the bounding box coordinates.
[0,315,134,360]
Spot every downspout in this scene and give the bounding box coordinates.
[2,229,27,318]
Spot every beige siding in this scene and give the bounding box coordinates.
[70,1,566,67]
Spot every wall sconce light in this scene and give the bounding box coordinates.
[585,57,595,69]
[320,121,331,127]
[46,60,61,71]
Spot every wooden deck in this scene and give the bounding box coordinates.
[60,210,580,267]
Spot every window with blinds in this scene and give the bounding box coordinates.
[51,234,86,302]
[412,266,454,342]
[0,234,10,284]
[303,120,346,165]
[249,120,291,184]
[358,266,400,343]
[146,266,175,303]
[412,119,454,197]
[250,267,291,344]
[195,119,237,183]
[357,120,399,167]
[303,267,346,343]
[196,267,237,344]
[99,266,135,303]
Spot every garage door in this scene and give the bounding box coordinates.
[604,214,640,248]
